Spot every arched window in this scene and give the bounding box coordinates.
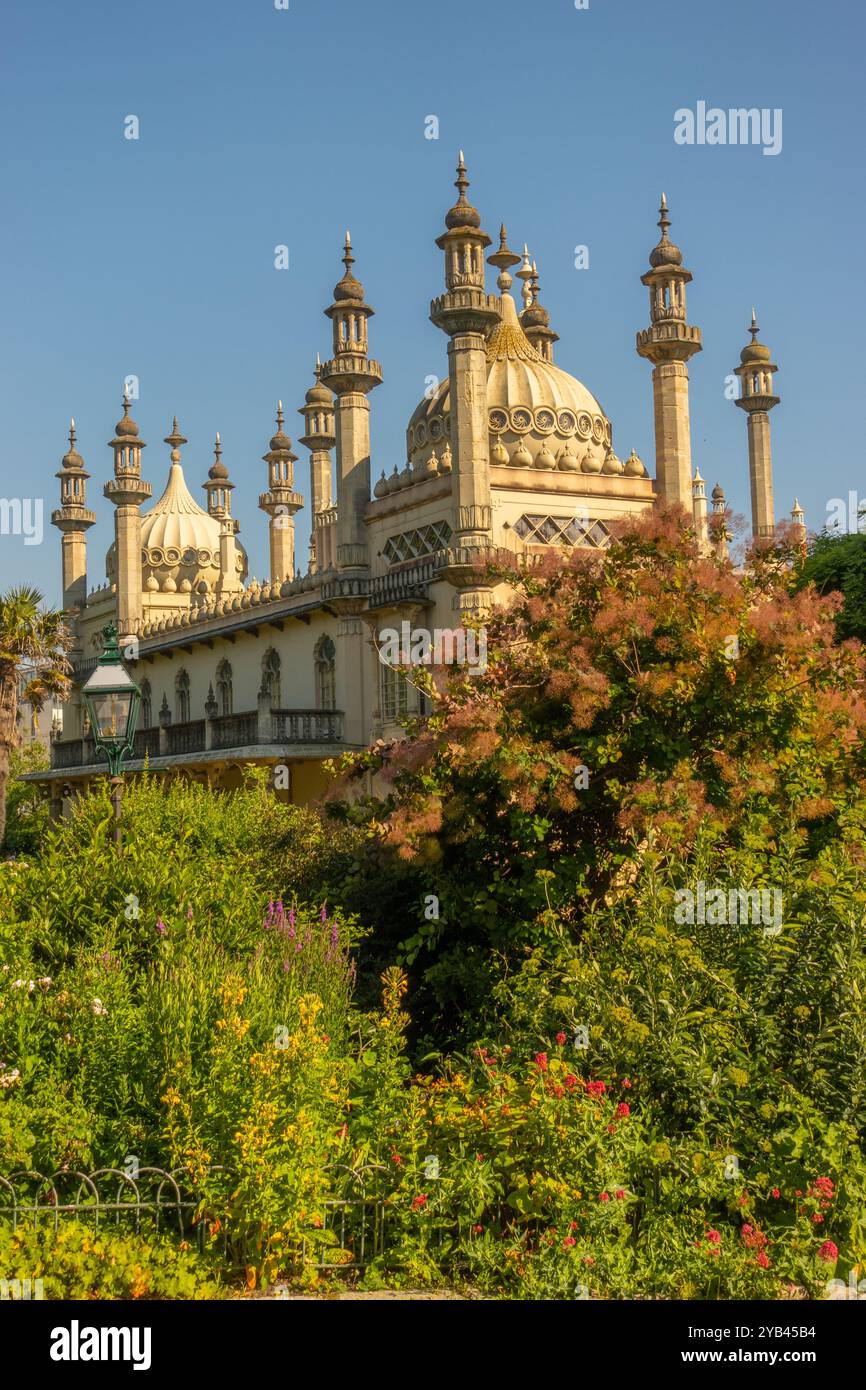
[261,648,281,708]
[315,635,336,711]
[216,659,233,717]
[380,661,408,722]
[140,679,152,729]
[175,669,190,724]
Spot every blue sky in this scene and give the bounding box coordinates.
[1,0,862,602]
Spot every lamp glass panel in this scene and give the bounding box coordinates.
[89,690,134,742]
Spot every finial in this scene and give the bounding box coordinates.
[121,384,131,412]
[658,192,671,237]
[749,308,760,341]
[214,431,221,454]
[69,418,76,445]
[315,351,322,375]
[516,246,534,308]
[455,151,469,201]
[276,401,284,430]
[487,224,521,289]
[342,231,354,274]
[164,417,188,453]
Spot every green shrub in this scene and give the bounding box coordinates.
[0,1219,220,1299]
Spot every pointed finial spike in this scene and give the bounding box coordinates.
[458,148,465,164]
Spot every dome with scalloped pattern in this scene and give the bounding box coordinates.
[407,291,612,473]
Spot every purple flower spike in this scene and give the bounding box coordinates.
[156,920,167,937]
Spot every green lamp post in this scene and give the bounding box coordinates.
[81,624,141,844]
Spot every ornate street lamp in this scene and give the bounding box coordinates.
[81,624,141,844]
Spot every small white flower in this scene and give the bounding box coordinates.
[0,1068,21,1089]
[91,998,108,1017]
[36,977,52,989]
[12,979,25,989]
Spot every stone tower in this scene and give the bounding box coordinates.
[297,356,336,573]
[636,195,702,510]
[203,432,242,596]
[429,153,499,613]
[734,310,779,539]
[320,233,382,581]
[51,419,96,617]
[104,390,151,642]
[258,403,303,584]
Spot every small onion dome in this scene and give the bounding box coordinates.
[208,432,229,480]
[115,392,140,438]
[581,449,603,474]
[373,472,388,499]
[421,449,439,479]
[511,437,533,467]
[711,483,726,502]
[385,465,400,493]
[305,373,332,407]
[490,438,509,465]
[740,309,772,364]
[444,151,481,230]
[603,450,624,475]
[438,442,453,474]
[648,193,683,269]
[61,419,85,469]
[558,440,580,472]
[535,443,557,470]
[624,448,646,477]
[269,402,295,454]
[333,232,365,302]
[398,461,413,488]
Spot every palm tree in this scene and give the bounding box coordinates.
[0,587,71,847]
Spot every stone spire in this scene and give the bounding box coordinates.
[203,433,242,596]
[791,498,806,551]
[258,402,303,584]
[520,258,559,363]
[104,388,151,641]
[320,234,382,582]
[430,155,499,615]
[711,481,729,560]
[734,309,779,539]
[298,355,336,573]
[52,418,96,615]
[636,194,702,511]
[692,467,709,550]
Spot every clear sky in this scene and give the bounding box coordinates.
[1,0,862,602]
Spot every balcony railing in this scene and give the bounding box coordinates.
[133,728,161,760]
[211,712,259,750]
[271,709,343,743]
[166,720,207,756]
[50,708,345,770]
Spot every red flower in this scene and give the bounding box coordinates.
[818,1241,838,1263]
[621,1078,632,1089]
[811,1213,824,1224]
[586,1080,606,1098]
[476,1153,485,1163]
[534,1052,549,1073]
[606,1124,616,1134]
[598,1192,610,1202]
[391,1152,402,1165]
[742,1224,753,1235]
[569,1221,578,1231]
[472,1224,483,1234]
[411,1194,428,1211]
[564,1074,578,1090]
[616,1102,630,1117]
[562,1236,576,1248]
[706,1229,721,1244]
[556,1032,567,1046]
[614,1189,625,1200]
[771,1187,781,1198]
[756,1251,770,1269]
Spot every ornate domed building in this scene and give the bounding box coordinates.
[37,156,801,812]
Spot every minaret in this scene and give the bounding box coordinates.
[297,356,336,573]
[258,402,304,584]
[692,467,709,550]
[734,310,779,539]
[104,389,151,642]
[711,482,729,560]
[203,433,242,596]
[636,194,702,510]
[791,498,806,553]
[429,154,499,609]
[52,419,96,614]
[520,258,559,363]
[320,233,382,580]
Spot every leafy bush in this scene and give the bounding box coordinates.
[0,1220,220,1299]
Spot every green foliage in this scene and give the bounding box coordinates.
[796,528,866,643]
[2,743,49,855]
[0,1219,220,1299]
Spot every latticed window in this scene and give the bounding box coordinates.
[261,648,281,708]
[140,679,152,729]
[175,669,191,724]
[380,661,409,722]
[216,660,233,717]
[315,636,336,710]
[513,514,611,549]
[383,520,452,565]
